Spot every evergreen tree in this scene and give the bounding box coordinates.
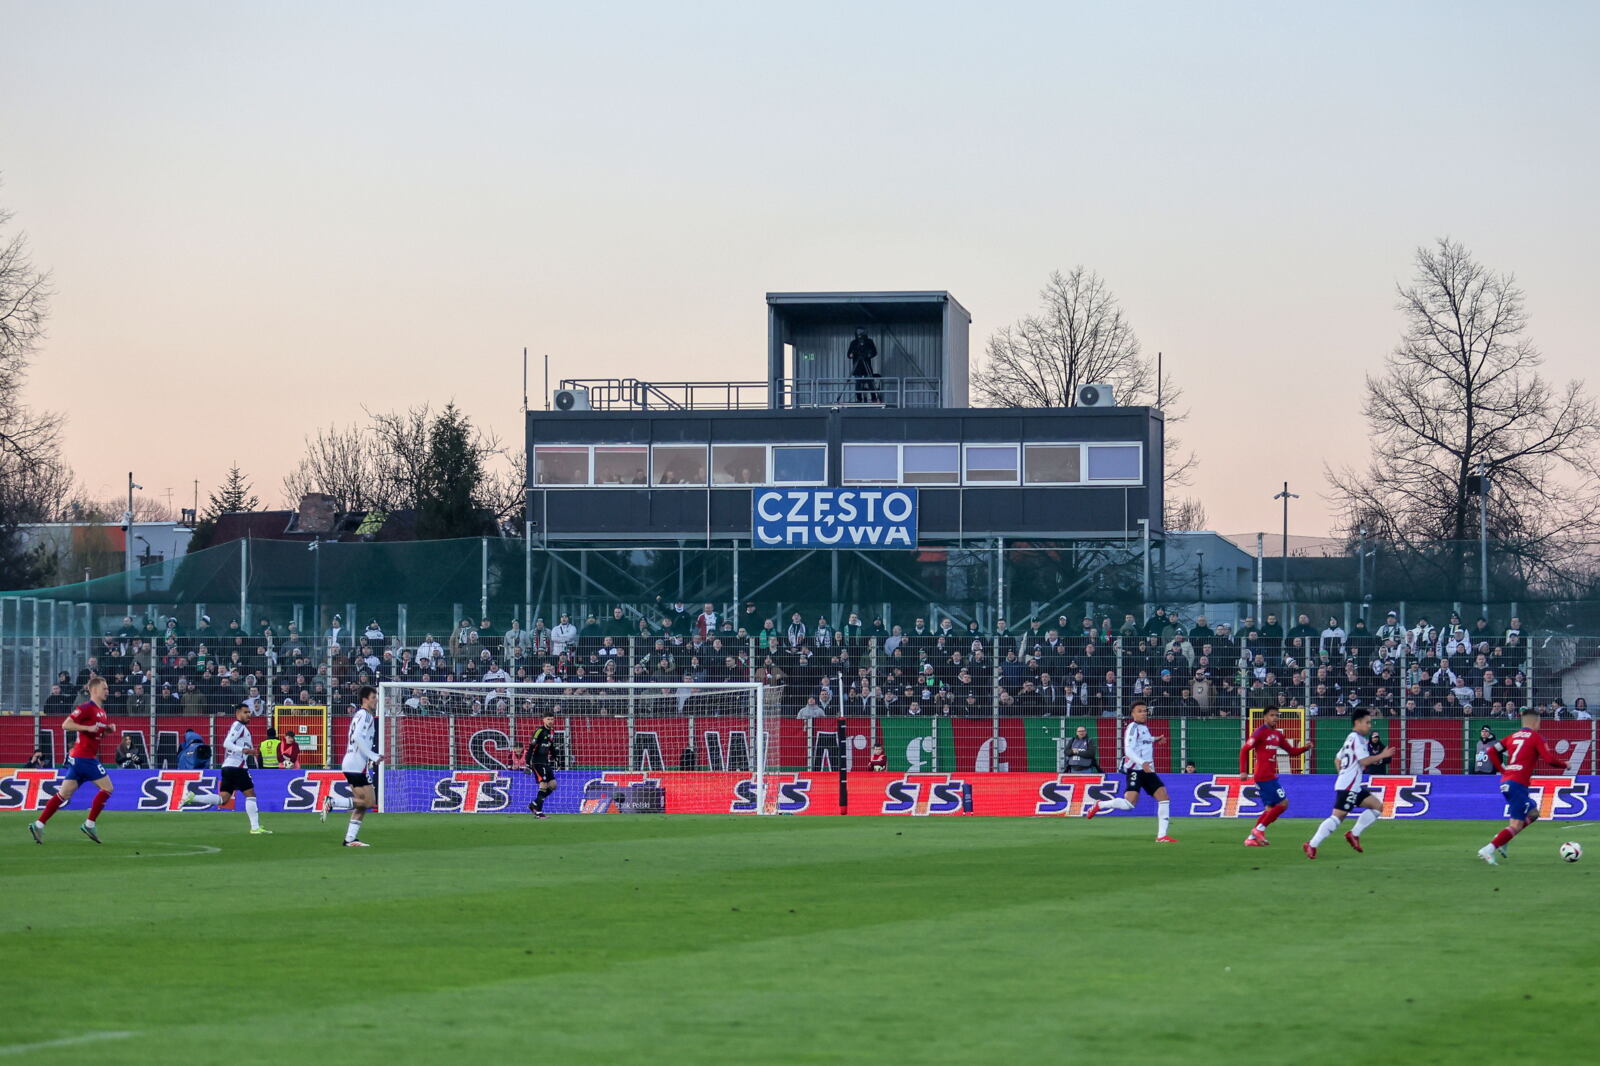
[187,464,261,551]
[207,464,260,517]
[416,404,488,539]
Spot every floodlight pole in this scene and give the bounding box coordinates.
[1273,482,1298,617]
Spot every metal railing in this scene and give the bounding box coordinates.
[558,379,769,411]
[780,376,942,409]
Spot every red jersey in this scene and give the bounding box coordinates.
[1488,728,1566,786]
[68,700,110,759]
[1240,725,1310,781]
[869,752,887,771]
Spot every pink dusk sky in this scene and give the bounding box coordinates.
[3,1,1595,536]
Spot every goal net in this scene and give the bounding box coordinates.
[377,681,769,815]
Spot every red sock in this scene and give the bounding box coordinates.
[88,790,110,820]
[37,794,64,824]
[1492,828,1515,848]
[1258,803,1286,828]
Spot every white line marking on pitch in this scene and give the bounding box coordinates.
[120,842,222,858]
[0,1031,135,1055]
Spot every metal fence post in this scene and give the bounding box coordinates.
[1115,639,1124,719]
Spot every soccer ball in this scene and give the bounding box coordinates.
[1559,841,1583,863]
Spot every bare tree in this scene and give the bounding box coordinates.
[976,267,1202,529]
[0,189,70,588]
[480,448,527,526]
[284,403,515,520]
[1328,238,1600,598]
[282,423,390,511]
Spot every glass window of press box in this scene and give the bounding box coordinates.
[535,441,1142,487]
[651,444,708,486]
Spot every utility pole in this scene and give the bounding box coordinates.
[125,471,144,602]
[1273,482,1298,617]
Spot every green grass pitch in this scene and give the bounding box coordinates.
[4,813,1598,1065]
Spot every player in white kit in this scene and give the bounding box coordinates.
[183,702,271,833]
[1083,700,1176,842]
[324,685,383,847]
[1303,707,1395,859]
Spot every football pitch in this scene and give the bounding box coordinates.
[4,814,1597,1065]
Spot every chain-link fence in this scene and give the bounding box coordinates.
[4,624,1597,773]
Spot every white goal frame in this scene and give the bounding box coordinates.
[375,680,769,813]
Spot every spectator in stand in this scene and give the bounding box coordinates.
[797,696,824,720]
[549,615,577,657]
[325,613,350,652]
[786,612,807,649]
[362,619,386,652]
[1319,616,1346,657]
[44,683,73,717]
[869,743,887,771]
[1188,616,1214,642]
[1259,613,1284,656]
[25,748,49,769]
[1094,670,1119,716]
[1574,698,1593,721]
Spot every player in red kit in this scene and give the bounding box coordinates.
[29,677,117,844]
[1477,709,1566,866]
[1238,703,1311,847]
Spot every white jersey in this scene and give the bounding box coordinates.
[342,709,380,774]
[222,720,254,769]
[1334,730,1368,791]
[1122,721,1155,772]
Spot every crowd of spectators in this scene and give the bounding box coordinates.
[31,601,1588,722]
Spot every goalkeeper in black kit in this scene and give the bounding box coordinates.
[524,711,559,818]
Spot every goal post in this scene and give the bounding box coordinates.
[377,681,769,815]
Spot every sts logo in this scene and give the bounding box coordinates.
[1035,774,1118,816]
[1366,775,1432,818]
[283,771,356,813]
[0,769,60,811]
[137,770,213,811]
[1189,776,1265,819]
[432,771,510,813]
[882,774,967,816]
[731,774,811,815]
[1527,776,1588,820]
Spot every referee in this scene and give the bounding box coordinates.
[525,711,559,819]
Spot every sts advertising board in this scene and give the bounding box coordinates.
[751,488,917,548]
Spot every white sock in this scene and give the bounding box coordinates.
[245,797,260,830]
[188,789,222,806]
[1157,801,1171,837]
[1100,797,1136,812]
[345,817,362,842]
[1351,808,1379,836]
[1310,816,1341,846]
[84,818,96,828]
[327,793,353,811]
